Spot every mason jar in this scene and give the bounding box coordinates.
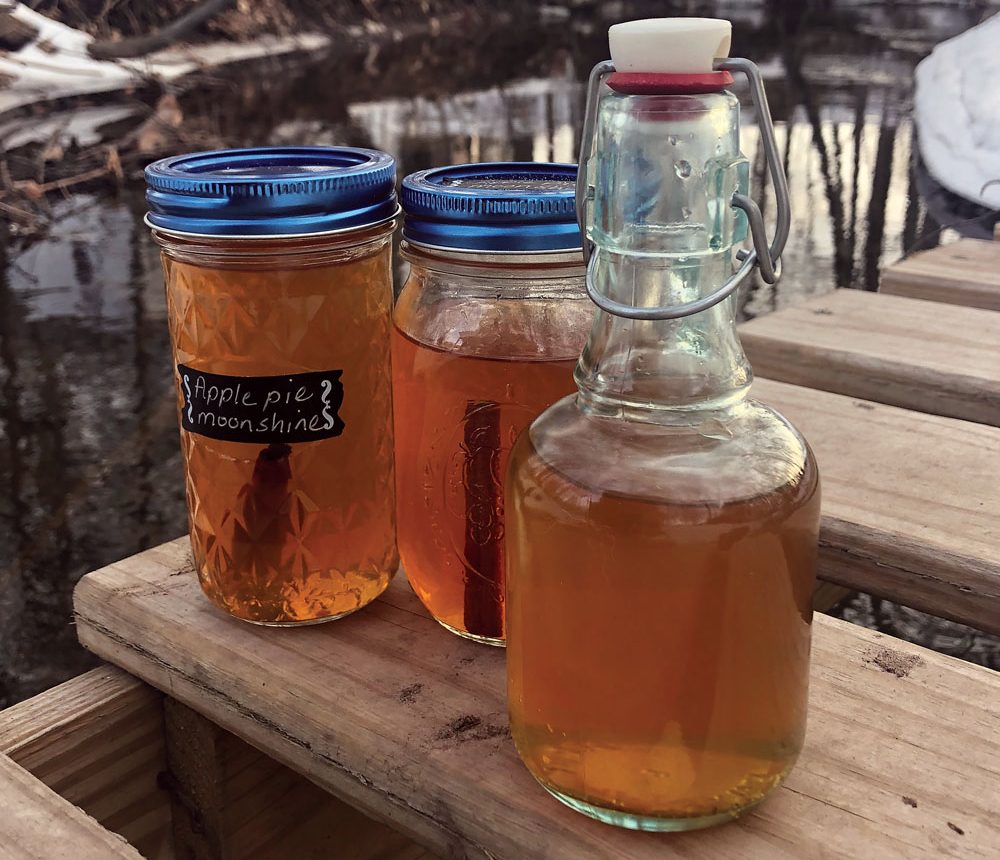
[146,146,399,625]
[391,163,591,645]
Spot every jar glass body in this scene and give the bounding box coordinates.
[505,88,820,829]
[391,244,592,644]
[155,224,398,625]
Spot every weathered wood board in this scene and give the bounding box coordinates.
[0,664,433,860]
[0,665,172,859]
[0,752,144,860]
[75,539,1000,860]
[741,289,1000,426]
[880,238,1000,310]
[756,378,999,633]
[163,699,435,860]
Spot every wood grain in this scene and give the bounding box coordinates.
[754,378,1000,633]
[74,539,1000,859]
[0,661,431,859]
[741,289,1000,426]
[880,238,1000,310]
[0,752,144,859]
[0,665,172,859]
[164,698,434,859]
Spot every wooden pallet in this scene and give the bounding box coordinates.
[72,539,1000,860]
[0,666,171,858]
[880,238,1000,310]
[741,289,1000,426]
[0,666,430,859]
[1,752,144,860]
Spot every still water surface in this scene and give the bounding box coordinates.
[2,0,999,705]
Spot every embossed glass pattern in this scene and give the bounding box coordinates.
[155,227,398,624]
[391,245,591,644]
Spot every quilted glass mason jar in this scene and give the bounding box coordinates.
[146,147,399,625]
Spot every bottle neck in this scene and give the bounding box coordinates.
[576,87,750,423]
[575,249,751,422]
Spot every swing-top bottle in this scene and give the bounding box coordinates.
[505,18,821,831]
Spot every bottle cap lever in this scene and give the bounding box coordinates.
[576,56,791,321]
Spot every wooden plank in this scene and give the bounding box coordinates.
[0,752,144,859]
[164,698,434,860]
[0,664,429,859]
[880,238,1000,310]
[740,290,1000,426]
[754,378,1000,633]
[74,540,1000,860]
[0,665,173,859]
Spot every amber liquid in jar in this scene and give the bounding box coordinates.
[506,434,820,827]
[391,327,579,642]
[161,230,397,624]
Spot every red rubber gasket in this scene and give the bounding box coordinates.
[607,71,734,95]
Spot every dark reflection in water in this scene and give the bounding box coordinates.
[0,192,186,704]
[2,0,999,705]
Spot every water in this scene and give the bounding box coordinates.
[2,0,999,706]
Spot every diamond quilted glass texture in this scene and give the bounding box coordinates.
[161,230,397,624]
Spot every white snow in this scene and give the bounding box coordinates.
[0,104,140,149]
[914,13,1000,208]
[0,4,329,116]
[0,4,133,113]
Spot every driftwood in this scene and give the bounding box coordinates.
[88,0,237,60]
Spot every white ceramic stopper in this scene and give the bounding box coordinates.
[609,18,732,74]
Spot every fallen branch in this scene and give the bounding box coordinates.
[10,146,123,199]
[0,197,37,223]
[88,0,237,60]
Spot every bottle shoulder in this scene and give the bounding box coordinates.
[516,394,817,508]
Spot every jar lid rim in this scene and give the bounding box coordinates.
[143,209,400,241]
[144,146,397,236]
[401,162,581,252]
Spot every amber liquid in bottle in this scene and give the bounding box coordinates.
[391,327,579,642]
[506,430,820,826]
[164,236,397,624]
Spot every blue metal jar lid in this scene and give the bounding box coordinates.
[401,162,581,252]
[145,146,398,236]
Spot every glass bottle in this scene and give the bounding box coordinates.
[392,164,592,644]
[146,147,399,625]
[506,20,821,831]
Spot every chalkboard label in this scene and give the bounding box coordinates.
[178,365,345,444]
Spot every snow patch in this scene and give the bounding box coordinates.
[915,13,1000,208]
[0,4,329,116]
